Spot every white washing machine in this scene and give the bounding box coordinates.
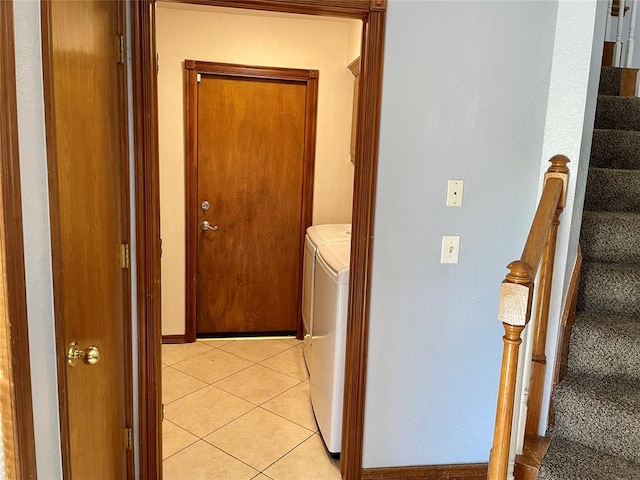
[310,238,351,454]
[302,224,351,372]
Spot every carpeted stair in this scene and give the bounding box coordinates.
[539,67,640,479]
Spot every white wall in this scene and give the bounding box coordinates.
[363,0,559,467]
[12,1,62,477]
[156,4,360,335]
[538,0,606,433]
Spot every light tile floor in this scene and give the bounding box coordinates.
[162,338,341,480]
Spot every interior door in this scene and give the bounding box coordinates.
[195,73,307,336]
[42,1,132,478]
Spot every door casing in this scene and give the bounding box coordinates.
[184,61,319,342]
[131,1,387,478]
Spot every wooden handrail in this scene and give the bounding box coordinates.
[488,155,569,480]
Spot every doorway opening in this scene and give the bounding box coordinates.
[131,1,387,478]
[156,4,359,475]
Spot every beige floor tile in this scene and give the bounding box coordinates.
[172,348,254,384]
[219,339,292,363]
[200,338,235,348]
[214,365,300,405]
[163,440,258,480]
[276,337,302,346]
[164,385,255,437]
[261,382,317,432]
[263,434,340,480]
[204,408,313,471]
[260,345,308,381]
[162,342,213,366]
[252,475,273,480]
[162,420,198,460]
[162,367,207,405]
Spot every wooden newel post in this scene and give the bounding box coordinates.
[488,260,534,480]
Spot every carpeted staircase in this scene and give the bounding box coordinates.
[539,67,640,479]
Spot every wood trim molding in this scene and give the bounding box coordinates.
[348,57,361,77]
[515,435,551,480]
[162,334,187,344]
[362,463,488,479]
[184,61,198,344]
[341,8,386,479]
[620,68,639,97]
[0,1,38,477]
[131,1,163,478]
[183,61,318,342]
[549,246,582,428]
[133,2,386,479]
[166,0,383,18]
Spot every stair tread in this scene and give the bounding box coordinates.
[568,313,640,380]
[578,262,640,316]
[583,167,640,213]
[595,95,640,131]
[553,373,640,463]
[581,210,640,263]
[598,67,622,96]
[540,437,640,480]
[591,129,640,170]
[582,209,640,220]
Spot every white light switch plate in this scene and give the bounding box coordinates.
[446,180,464,207]
[441,236,460,264]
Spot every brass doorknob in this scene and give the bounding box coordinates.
[67,342,101,367]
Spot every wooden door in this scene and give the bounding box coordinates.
[42,1,132,478]
[186,63,318,337]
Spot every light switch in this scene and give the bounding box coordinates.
[446,180,464,207]
[441,236,460,264]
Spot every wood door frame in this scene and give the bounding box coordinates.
[184,60,319,343]
[0,1,38,477]
[41,0,134,477]
[131,1,386,478]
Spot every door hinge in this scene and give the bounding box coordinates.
[197,73,202,83]
[126,427,133,450]
[120,243,130,269]
[116,34,125,64]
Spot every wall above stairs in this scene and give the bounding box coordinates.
[535,0,608,435]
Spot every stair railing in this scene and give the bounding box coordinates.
[487,156,570,480]
[626,0,638,66]
[607,0,638,67]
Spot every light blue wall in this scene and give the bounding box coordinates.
[363,0,559,467]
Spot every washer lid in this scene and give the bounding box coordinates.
[317,239,351,284]
[306,224,351,246]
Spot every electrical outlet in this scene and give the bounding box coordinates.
[446,180,464,207]
[441,236,460,264]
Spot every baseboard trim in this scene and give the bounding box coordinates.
[161,334,186,344]
[361,463,487,479]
